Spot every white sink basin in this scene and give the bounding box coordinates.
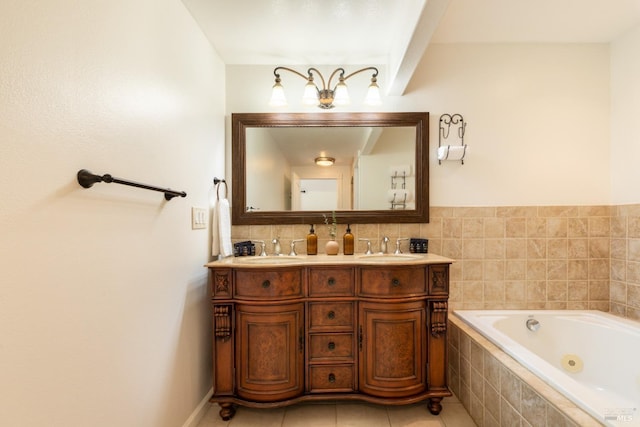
[236,256,304,264]
[357,254,422,261]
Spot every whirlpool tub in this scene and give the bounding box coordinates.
[452,310,640,426]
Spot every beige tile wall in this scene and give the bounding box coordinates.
[610,204,640,320]
[230,204,640,320]
[428,206,611,312]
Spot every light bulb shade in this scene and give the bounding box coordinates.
[302,81,319,105]
[315,156,335,166]
[333,81,350,105]
[363,81,382,106]
[269,81,287,107]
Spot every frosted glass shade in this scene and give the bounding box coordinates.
[363,81,382,106]
[333,81,350,105]
[302,81,318,105]
[269,82,287,107]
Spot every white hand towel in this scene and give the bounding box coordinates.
[211,200,221,257]
[217,198,233,257]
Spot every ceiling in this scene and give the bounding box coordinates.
[182,0,640,95]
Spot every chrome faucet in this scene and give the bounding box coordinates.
[526,318,540,331]
[254,240,267,256]
[359,238,373,255]
[271,237,281,256]
[289,239,304,256]
[394,238,409,254]
[380,236,390,254]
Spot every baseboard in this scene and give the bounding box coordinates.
[181,388,213,427]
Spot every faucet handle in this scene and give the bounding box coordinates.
[380,236,390,254]
[289,239,304,256]
[271,237,281,256]
[253,240,267,256]
[394,238,410,254]
[359,238,373,255]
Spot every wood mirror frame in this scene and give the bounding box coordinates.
[231,112,429,225]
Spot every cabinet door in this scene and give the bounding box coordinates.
[236,303,304,402]
[359,301,426,397]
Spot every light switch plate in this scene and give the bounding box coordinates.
[191,207,207,230]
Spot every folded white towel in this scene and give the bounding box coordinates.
[212,198,233,258]
[218,198,233,257]
[211,201,220,257]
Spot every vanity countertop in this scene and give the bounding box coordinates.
[205,253,454,268]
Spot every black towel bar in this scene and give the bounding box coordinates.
[77,169,187,201]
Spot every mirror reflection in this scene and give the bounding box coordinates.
[245,126,416,212]
[231,112,429,225]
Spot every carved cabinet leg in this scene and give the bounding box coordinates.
[218,402,236,421]
[427,397,443,415]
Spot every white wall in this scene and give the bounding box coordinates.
[0,1,224,426]
[226,44,611,207]
[611,23,640,204]
[246,128,290,211]
[358,127,415,209]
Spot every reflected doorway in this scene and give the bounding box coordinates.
[299,179,338,211]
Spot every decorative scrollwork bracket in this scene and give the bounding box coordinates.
[430,301,448,338]
[214,305,232,341]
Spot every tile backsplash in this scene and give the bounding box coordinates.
[230,204,640,321]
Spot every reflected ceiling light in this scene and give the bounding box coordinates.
[269,66,381,109]
[315,156,335,166]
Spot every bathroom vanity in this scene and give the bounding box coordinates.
[205,253,453,420]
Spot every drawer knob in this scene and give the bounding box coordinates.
[328,373,336,383]
[327,277,336,286]
[262,280,271,288]
[328,341,336,350]
[327,310,335,319]
[391,278,401,287]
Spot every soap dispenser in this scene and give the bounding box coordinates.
[343,224,354,255]
[307,224,317,255]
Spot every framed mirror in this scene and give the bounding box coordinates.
[231,112,429,225]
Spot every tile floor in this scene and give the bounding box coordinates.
[196,395,476,427]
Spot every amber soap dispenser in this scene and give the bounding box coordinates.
[307,224,317,255]
[343,224,354,255]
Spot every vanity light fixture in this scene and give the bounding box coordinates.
[269,66,381,109]
[315,156,335,167]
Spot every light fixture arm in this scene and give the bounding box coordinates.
[307,67,328,91]
[273,66,309,82]
[341,66,378,84]
[270,66,381,109]
[273,66,379,90]
[326,67,346,90]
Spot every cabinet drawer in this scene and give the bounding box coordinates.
[235,269,303,299]
[309,365,355,392]
[309,302,354,331]
[360,266,426,296]
[309,333,354,361]
[309,267,354,296]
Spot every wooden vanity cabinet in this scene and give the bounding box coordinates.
[208,259,451,421]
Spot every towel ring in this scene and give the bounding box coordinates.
[214,177,228,200]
